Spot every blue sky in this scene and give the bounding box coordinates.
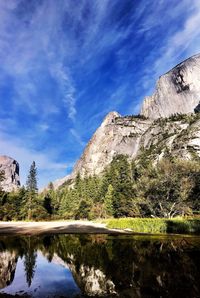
[0,0,200,188]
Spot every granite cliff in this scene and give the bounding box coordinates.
[70,112,151,179]
[140,53,200,119]
[53,54,200,188]
[70,113,199,180]
[0,156,20,192]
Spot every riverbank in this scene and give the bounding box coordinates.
[0,218,200,235]
[105,218,200,234]
[0,221,130,235]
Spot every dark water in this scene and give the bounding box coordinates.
[0,234,200,297]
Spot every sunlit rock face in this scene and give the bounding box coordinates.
[0,155,20,192]
[54,113,200,188]
[53,113,153,187]
[0,252,18,289]
[71,112,152,179]
[139,116,200,161]
[141,53,200,119]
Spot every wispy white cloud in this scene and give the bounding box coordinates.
[0,0,78,120]
[137,0,200,100]
[50,63,77,121]
[70,128,85,147]
[152,0,200,77]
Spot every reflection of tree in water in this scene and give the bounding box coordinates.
[23,236,37,287]
[53,235,200,298]
[0,235,200,297]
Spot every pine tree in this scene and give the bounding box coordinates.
[106,155,133,217]
[75,199,91,219]
[26,161,38,193]
[48,182,54,190]
[104,184,114,217]
[25,161,38,220]
[43,194,53,215]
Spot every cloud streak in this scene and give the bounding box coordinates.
[152,0,200,77]
[70,128,85,147]
[51,63,77,121]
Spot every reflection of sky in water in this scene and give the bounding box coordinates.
[0,251,80,298]
[0,234,200,298]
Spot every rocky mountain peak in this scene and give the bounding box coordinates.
[0,155,20,192]
[101,111,121,125]
[140,53,200,119]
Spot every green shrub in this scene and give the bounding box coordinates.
[105,218,200,234]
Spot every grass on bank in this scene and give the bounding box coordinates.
[104,218,200,234]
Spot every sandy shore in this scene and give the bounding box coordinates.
[0,221,130,235]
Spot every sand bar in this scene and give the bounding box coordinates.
[0,221,131,235]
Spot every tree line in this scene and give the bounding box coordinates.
[0,153,199,220]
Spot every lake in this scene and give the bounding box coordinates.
[0,234,200,297]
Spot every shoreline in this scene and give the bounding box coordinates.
[0,221,131,235]
[0,219,200,236]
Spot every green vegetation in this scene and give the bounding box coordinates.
[123,114,148,120]
[0,161,53,221]
[105,218,200,234]
[22,161,43,220]
[153,112,200,126]
[50,154,200,221]
[0,148,199,228]
[106,218,167,233]
[0,168,5,187]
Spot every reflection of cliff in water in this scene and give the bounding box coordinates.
[0,235,200,297]
[0,252,18,289]
[52,253,116,297]
[53,235,200,298]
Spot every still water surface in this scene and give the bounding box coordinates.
[0,234,200,297]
